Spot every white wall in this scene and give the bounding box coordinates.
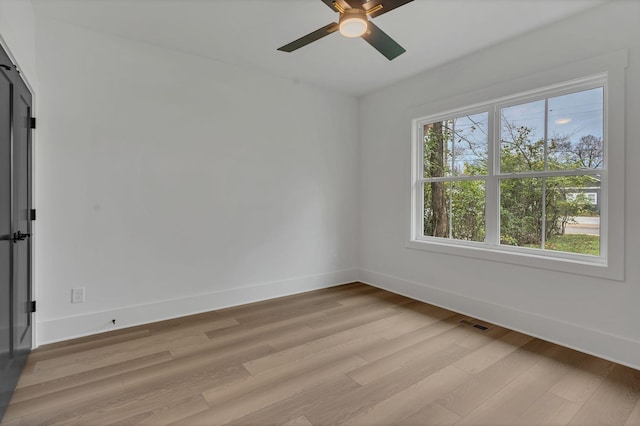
[359,1,640,369]
[0,0,36,88]
[34,17,359,344]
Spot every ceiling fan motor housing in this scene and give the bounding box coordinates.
[339,8,368,38]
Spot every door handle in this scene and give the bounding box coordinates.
[12,231,31,242]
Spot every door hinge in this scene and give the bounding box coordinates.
[30,209,36,221]
[30,301,36,313]
[30,117,36,129]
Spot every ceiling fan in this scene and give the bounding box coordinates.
[277,0,414,61]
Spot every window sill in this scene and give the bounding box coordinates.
[406,238,623,281]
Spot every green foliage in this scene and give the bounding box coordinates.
[451,179,486,242]
[499,178,543,245]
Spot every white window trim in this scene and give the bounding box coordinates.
[408,50,627,281]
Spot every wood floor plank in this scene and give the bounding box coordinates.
[121,343,271,389]
[516,392,581,425]
[188,355,367,425]
[398,402,461,426]
[0,417,21,426]
[348,324,507,386]
[3,374,125,422]
[624,396,640,426]
[341,365,470,425]
[268,304,401,352]
[204,310,326,345]
[348,327,464,386]
[456,345,587,425]
[568,364,640,425]
[453,330,535,375]
[108,394,210,426]
[24,329,152,364]
[201,335,377,407]
[225,375,359,426]
[10,351,173,404]
[371,302,458,340]
[360,309,436,339]
[549,355,616,404]
[302,302,405,332]
[304,343,472,425]
[243,319,388,375]
[232,298,342,327]
[176,322,312,360]
[20,333,209,387]
[358,314,462,362]
[438,338,558,417]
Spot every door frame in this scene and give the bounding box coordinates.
[0,33,36,349]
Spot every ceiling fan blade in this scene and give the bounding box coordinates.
[320,0,352,12]
[344,0,364,7]
[277,23,339,53]
[363,0,414,19]
[361,21,406,60]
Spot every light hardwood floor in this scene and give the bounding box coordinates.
[3,283,640,425]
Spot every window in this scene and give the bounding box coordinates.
[410,74,618,275]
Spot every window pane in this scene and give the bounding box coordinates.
[424,113,488,178]
[452,113,488,176]
[424,120,452,178]
[500,100,546,173]
[451,180,486,241]
[544,176,600,256]
[424,181,485,242]
[424,182,450,237]
[500,178,543,247]
[547,87,604,170]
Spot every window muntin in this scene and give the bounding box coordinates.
[414,77,605,262]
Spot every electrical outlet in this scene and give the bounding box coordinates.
[71,287,85,303]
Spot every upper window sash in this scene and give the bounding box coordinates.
[417,75,607,180]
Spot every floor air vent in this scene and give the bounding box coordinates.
[460,319,490,331]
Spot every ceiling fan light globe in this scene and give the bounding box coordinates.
[339,17,367,37]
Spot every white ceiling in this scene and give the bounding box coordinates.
[32,0,607,96]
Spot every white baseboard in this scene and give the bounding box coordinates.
[359,268,640,370]
[36,268,359,346]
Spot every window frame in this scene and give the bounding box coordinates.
[408,52,626,281]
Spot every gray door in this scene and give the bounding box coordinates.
[0,43,33,421]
